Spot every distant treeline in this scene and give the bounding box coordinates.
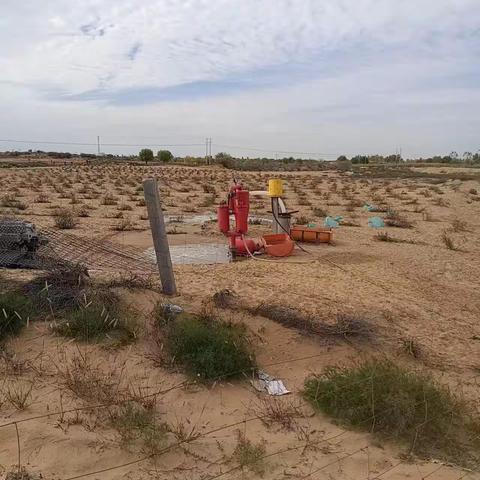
[339,152,480,164]
[212,152,328,171]
[0,150,136,160]
[1,149,479,169]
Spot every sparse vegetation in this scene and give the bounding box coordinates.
[4,380,34,410]
[113,216,135,231]
[375,232,417,244]
[156,310,256,381]
[312,207,328,217]
[56,352,123,403]
[101,193,118,205]
[303,360,480,466]
[385,209,413,228]
[294,215,310,225]
[5,467,43,480]
[52,300,137,344]
[23,264,89,314]
[441,230,458,250]
[0,291,33,341]
[253,397,304,430]
[54,208,77,229]
[451,219,468,232]
[231,431,267,476]
[108,401,168,454]
[251,304,373,339]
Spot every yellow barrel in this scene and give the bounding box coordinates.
[268,178,283,197]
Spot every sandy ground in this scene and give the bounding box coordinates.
[1,160,480,479]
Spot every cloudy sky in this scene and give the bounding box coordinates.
[0,0,479,159]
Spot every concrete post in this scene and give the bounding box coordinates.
[143,178,177,295]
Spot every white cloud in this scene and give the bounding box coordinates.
[0,0,479,157]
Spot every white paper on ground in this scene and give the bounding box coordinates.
[255,371,291,396]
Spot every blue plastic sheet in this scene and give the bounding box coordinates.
[324,216,341,228]
[368,216,385,228]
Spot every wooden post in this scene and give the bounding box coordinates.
[143,178,177,295]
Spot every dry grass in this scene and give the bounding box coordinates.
[451,219,468,232]
[231,431,268,476]
[54,208,77,229]
[108,400,168,454]
[5,468,44,480]
[252,304,374,339]
[113,217,136,231]
[375,232,417,244]
[4,380,34,410]
[252,397,305,430]
[441,230,458,250]
[55,351,124,403]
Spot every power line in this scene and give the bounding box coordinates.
[0,139,205,148]
[0,136,442,159]
[213,143,338,157]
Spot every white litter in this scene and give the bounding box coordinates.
[254,371,291,396]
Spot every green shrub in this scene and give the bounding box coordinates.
[109,401,168,454]
[0,292,33,341]
[303,360,480,466]
[161,313,255,381]
[53,302,136,344]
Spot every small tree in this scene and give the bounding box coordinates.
[157,150,173,163]
[215,152,232,162]
[139,148,154,164]
[214,152,234,168]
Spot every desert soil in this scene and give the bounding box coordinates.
[0,160,479,479]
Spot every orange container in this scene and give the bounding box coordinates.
[262,233,294,257]
[290,226,333,244]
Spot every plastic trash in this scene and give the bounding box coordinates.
[161,303,183,322]
[251,371,291,396]
[368,216,385,228]
[307,222,316,228]
[161,304,183,314]
[324,216,340,228]
[364,203,376,212]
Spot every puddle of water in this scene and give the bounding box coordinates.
[165,214,272,226]
[165,214,215,225]
[145,243,231,265]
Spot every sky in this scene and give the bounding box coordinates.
[0,0,479,159]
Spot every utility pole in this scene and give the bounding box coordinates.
[205,137,212,164]
[143,178,177,295]
[97,136,100,155]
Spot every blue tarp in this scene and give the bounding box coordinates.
[324,216,343,228]
[368,216,385,228]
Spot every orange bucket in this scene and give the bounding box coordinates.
[262,233,294,257]
[290,226,333,244]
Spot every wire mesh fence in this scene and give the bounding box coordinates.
[0,220,157,274]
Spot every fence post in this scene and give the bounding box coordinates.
[143,178,177,295]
